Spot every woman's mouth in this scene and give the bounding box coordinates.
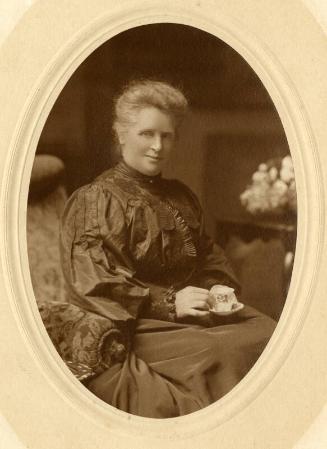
[146,155,163,161]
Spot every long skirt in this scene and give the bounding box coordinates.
[86,306,276,418]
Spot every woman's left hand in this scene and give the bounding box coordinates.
[174,286,211,320]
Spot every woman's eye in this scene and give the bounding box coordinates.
[140,131,153,137]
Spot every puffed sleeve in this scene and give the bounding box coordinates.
[60,183,151,324]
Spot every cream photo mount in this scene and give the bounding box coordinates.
[0,1,325,448]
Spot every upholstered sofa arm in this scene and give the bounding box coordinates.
[29,154,66,200]
[39,301,128,382]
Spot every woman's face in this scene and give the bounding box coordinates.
[118,106,176,176]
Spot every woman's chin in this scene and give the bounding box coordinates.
[141,161,163,176]
[145,168,161,176]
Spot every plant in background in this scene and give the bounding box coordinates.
[240,155,297,216]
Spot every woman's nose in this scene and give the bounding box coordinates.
[151,135,162,151]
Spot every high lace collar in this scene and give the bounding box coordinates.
[114,160,162,185]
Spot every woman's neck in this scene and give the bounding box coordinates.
[116,159,162,182]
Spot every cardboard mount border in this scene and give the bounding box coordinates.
[0,1,325,447]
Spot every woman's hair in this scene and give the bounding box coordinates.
[112,79,189,138]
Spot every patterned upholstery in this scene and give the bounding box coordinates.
[27,154,67,304]
[39,300,127,381]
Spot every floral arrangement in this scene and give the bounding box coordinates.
[240,155,297,216]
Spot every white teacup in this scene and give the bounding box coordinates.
[209,285,238,312]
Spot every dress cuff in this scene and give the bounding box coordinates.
[142,285,177,322]
[163,286,177,321]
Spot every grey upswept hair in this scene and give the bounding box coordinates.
[112,79,189,139]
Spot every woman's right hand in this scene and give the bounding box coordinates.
[175,286,211,320]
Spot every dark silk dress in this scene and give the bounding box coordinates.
[60,160,276,418]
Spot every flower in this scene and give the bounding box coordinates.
[240,155,297,216]
[282,155,293,168]
[269,167,278,182]
[252,171,268,183]
[272,179,288,194]
[280,167,294,183]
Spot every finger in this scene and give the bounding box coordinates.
[190,309,210,317]
[193,300,210,310]
[190,295,211,306]
[186,286,210,294]
[189,291,211,300]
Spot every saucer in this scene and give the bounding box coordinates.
[209,302,244,316]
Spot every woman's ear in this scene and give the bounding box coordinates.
[116,125,125,145]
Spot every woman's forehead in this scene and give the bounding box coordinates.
[131,106,175,130]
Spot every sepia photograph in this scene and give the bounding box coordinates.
[1,1,327,448]
[27,23,297,418]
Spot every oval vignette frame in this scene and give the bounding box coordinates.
[0,1,325,448]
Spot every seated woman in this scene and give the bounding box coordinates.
[58,79,276,418]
